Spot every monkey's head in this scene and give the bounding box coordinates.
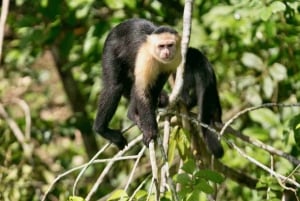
[148,27,181,64]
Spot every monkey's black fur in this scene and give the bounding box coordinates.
[93,19,178,149]
[179,47,224,158]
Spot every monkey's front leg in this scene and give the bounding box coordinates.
[128,90,158,146]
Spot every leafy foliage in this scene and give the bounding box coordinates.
[1,0,300,200]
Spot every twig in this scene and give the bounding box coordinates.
[160,117,171,192]
[169,0,194,104]
[73,143,111,195]
[85,135,143,201]
[228,140,300,188]
[11,98,31,140]
[216,122,300,166]
[0,103,32,157]
[0,0,10,64]
[149,140,159,201]
[41,148,140,201]
[124,146,146,191]
[128,175,151,201]
[220,102,300,136]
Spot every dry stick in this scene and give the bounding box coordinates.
[216,122,300,166]
[220,102,300,136]
[41,154,140,201]
[0,0,10,64]
[128,175,151,201]
[124,146,146,191]
[73,143,111,196]
[11,98,31,140]
[0,103,32,156]
[228,140,300,188]
[169,0,194,104]
[160,116,171,192]
[149,140,160,201]
[85,135,143,201]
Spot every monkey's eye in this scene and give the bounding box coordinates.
[158,44,165,49]
[167,44,174,48]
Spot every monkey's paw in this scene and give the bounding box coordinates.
[142,132,157,147]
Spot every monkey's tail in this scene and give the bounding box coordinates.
[203,128,224,158]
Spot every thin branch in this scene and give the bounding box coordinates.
[124,146,146,192]
[41,149,140,201]
[220,102,300,136]
[73,143,111,196]
[85,135,143,201]
[216,122,300,166]
[149,140,159,201]
[0,0,10,64]
[228,140,300,188]
[169,0,194,104]
[11,98,31,140]
[128,175,151,201]
[0,103,32,157]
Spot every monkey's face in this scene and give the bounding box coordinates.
[149,33,180,64]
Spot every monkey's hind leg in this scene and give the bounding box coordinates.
[93,85,127,149]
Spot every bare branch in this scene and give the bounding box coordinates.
[169,0,194,104]
[85,135,143,201]
[0,0,10,64]
[220,102,300,136]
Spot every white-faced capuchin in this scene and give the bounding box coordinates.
[93,18,181,149]
[178,47,224,158]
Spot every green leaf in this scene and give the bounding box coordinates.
[249,108,279,127]
[181,160,197,175]
[195,169,224,184]
[241,52,264,70]
[68,196,85,201]
[270,1,286,13]
[263,75,274,98]
[242,127,269,141]
[174,173,192,185]
[186,190,201,201]
[288,114,300,147]
[260,7,273,21]
[108,189,128,201]
[135,190,147,200]
[104,0,124,9]
[195,179,214,194]
[269,63,287,81]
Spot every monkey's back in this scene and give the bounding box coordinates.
[103,19,157,68]
[101,19,158,97]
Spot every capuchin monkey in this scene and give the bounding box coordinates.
[179,47,224,158]
[93,19,181,149]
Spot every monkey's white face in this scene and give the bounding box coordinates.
[149,33,180,64]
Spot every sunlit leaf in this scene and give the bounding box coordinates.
[270,1,286,13]
[241,52,264,70]
[249,108,279,127]
[263,75,274,98]
[68,196,85,201]
[104,0,124,9]
[135,190,147,200]
[269,63,287,81]
[243,127,269,141]
[260,7,272,21]
[108,190,128,201]
[288,114,300,147]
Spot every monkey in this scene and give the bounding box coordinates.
[93,18,181,149]
[176,47,224,158]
